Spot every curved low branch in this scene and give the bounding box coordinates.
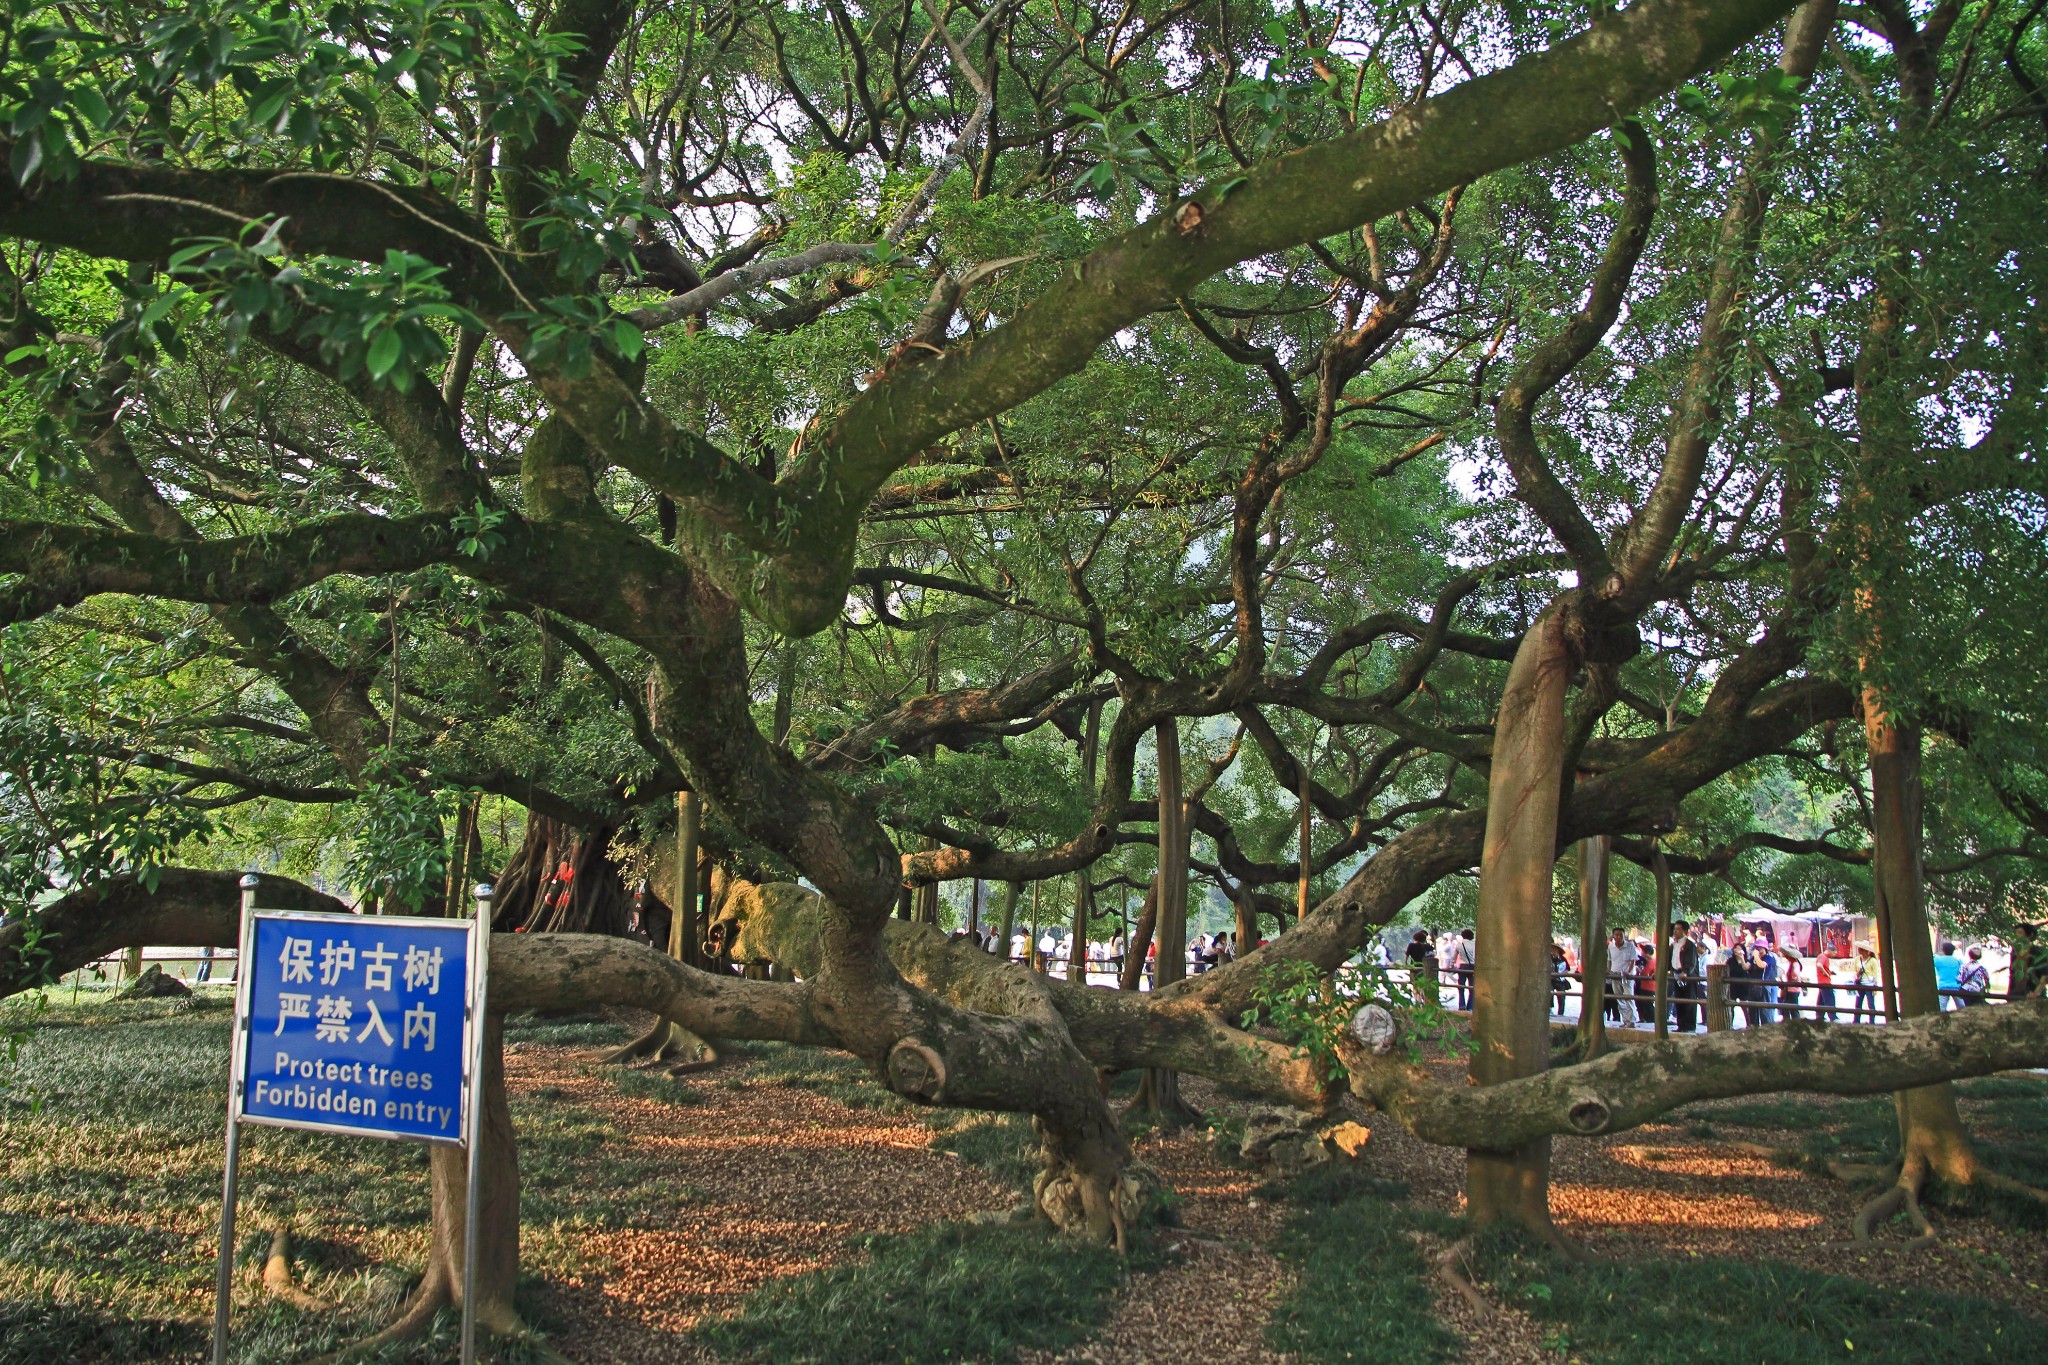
[711,878,1326,1108]
[1343,1000,2048,1151]
[0,869,347,997]
[0,513,455,624]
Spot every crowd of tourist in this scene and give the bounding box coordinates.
[941,926,1251,985]
[1386,919,2048,1028]
[923,912,2048,1017]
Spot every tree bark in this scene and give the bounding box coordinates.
[1118,882,1157,992]
[1576,834,1610,1058]
[1466,607,1571,1234]
[996,879,1018,958]
[1865,691,1981,1188]
[1132,719,1198,1122]
[372,1014,522,1345]
[1068,699,1102,982]
[491,814,631,936]
[1652,840,1674,1040]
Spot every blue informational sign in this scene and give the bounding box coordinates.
[235,911,477,1144]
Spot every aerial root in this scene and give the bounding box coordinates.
[587,1017,714,1068]
[1538,1221,1589,1263]
[260,1226,326,1310]
[1975,1169,2048,1209]
[662,1052,721,1077]
[1434,1235,1491,1319]
[313,1266,449,1363]
[1853,1159,1937,1249]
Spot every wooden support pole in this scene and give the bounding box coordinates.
[673,790,700,965]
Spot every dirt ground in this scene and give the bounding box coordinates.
[503,1021,2048,1365]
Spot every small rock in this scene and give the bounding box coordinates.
[1321,1120,1372,1159]
[117,964,192,1000]
[1350,1003,1399,1054]
[1240,1107,1330,1176]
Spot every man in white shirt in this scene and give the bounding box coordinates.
[1606,928,1638,1027]
[1446,929,1475,1009]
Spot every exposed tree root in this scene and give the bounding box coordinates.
[1848,1150,2048,1246]
[588,1016,715,1068]
[1434,1236,1491,1319]
[1975,1168,2048,1210]
[1124,1068,1203,1128]
[1853,1159,1937,1249]
[320,1260,551,1364]
[318,1266,449,1362]
[260,1226,326,1310]
[662,1054,722,1077]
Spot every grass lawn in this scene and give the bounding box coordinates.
[0,990,668,1364]
[1261,1164,1462,1364]
[1676,1075,2048,1224]
[7,989,2043,1365]
[1477,1235,2046,1365]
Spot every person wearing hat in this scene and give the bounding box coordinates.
[1852,945,1880,1023]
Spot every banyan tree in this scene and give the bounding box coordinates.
[4,0,2047,1346]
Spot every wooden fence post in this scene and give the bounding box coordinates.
[1705,962,1732,1033]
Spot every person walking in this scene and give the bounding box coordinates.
[1777,947,1805,1021]
[1448,929,1475,1010]
[1957,946,1990,1007]
[1758,937,1781,1025]
[1550,942,1571,1017]
[1933,940,1964,1010]
[1607,928,1639,1028]
[1852,945,1880,1023]
[1814,951,1838,1021]
[1671,921,1701,1032]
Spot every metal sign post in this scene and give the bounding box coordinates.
[211,874,259,1365]
[212,879,492,1365]
[460,882,492,1365]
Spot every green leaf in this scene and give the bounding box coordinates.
[364,327,403,380]
[70,85,111,129]
[10,133,43,187]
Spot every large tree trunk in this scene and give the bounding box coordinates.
[368,1015,523,1346]
[489,814,631,936]
[1466,608,1571,1235]
[1131,717,1197,1123]
[1233,879,1260,964]
[1117,881,1157,992]
[1576,834,1610,1059]
[1864,691,1982,1197]
[996,879,1019,958]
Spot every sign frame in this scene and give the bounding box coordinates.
[232,907,481,1145]
[212,878,493,1365]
